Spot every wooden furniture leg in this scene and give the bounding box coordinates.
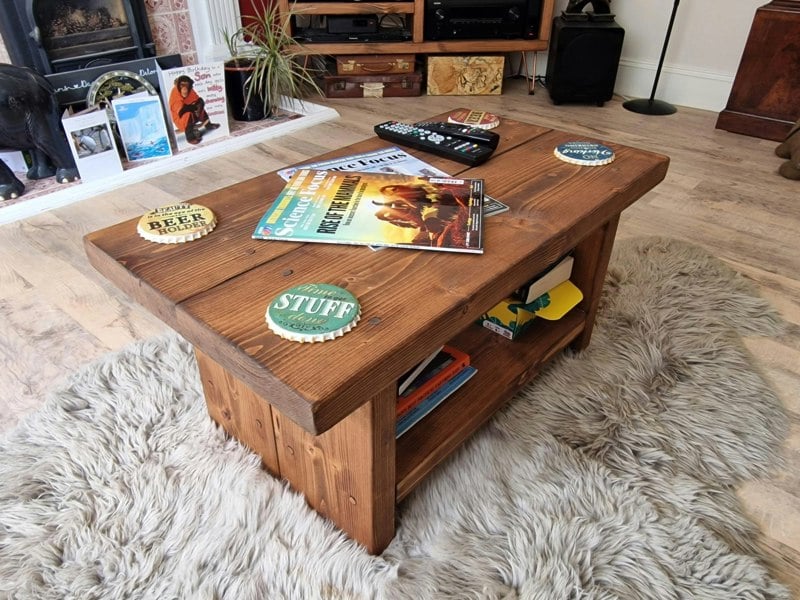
[197,349,281,475]
[196,348,397,554]
[570,215,619,350]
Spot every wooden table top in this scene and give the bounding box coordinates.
[84,110,669,435]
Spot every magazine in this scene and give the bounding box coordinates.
[396,345,470,416]
[253,169,485,253]
[398,345,444,396]
[278,146,509,217]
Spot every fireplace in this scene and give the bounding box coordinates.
[0,0,155,74]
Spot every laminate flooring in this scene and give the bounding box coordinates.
[0,77,797,593]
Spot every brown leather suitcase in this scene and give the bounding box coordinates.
[322,71,422,98]
[335,54,416,76]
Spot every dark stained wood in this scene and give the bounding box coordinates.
[570,216,619,350]
[715,1,800,141]
[83,110,668,553]
[86,122,667,435]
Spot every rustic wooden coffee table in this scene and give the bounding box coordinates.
[85,111,668,553]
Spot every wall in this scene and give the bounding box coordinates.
[538,0,763,111]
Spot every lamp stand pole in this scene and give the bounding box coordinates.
[623,0,680,115]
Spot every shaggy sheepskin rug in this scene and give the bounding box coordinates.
[0,237,790,599]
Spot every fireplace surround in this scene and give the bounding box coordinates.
[0,1,157,74]
[1,1,246,74]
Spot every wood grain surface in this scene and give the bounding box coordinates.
[1,77,796,590]
[83,114,667,435]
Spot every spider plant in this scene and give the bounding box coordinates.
[223,0,321,120]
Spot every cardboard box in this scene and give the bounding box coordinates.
[426,55,505,96]
[480,280,584,340]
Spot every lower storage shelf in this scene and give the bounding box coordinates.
[395,308,586,501]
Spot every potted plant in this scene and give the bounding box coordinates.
[223,0,322,121]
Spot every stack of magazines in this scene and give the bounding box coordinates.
[252,147,509,254]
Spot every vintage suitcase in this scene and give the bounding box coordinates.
[426,55,505,96]
[322,71,423,98]
[335,54,416,76]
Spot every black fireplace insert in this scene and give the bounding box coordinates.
[0,0,156,74]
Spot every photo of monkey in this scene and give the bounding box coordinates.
[158,63,230,151]
[169,75,219,145]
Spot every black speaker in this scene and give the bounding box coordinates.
[545,16,624,106]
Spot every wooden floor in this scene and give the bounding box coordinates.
[1,78,797,592]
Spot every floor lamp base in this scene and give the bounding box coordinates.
[623,98,677,115]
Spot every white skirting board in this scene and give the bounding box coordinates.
[613,59,735,113]
[0,98,339,226]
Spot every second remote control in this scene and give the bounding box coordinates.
[414,121,500,149]
[374,121,495,166]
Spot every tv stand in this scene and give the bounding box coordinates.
[278,0,556,56]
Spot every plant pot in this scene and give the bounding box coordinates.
[224,62,271,122]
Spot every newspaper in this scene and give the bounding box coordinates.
[277,146,509,217]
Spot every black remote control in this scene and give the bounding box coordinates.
[413,121,500,149]
[373,121,496,166]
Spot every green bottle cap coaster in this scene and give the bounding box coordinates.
[554,142,616,166]
[137,203,216,244]
[266,283,361,343]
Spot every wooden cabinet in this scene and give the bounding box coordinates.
[278,0,555,56]
[716,1,800,141]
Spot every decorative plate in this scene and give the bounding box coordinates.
[86,70,156,107]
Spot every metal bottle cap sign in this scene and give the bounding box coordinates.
[554,141,616,166]
[266,283,361,343]
[137,203,217,243]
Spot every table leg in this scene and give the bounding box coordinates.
[272,385,397,553]
[196,349,281,475]
[570,215,620,350]
[195,348,397,554]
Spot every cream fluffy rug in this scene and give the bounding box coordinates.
[0,238,790,599]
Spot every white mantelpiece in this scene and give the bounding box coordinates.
[188,0,242,64]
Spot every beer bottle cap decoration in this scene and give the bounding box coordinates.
[447,109,500,130]
[554,141,615,166]
[137,203,217,244]
[266,283,361,343]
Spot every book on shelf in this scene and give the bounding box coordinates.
[513,254,574,304]
[396,365,478,438]
[253,169,485,253]
[277,146,509,218]
[398,345,444,396]
[396,345,470,416]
